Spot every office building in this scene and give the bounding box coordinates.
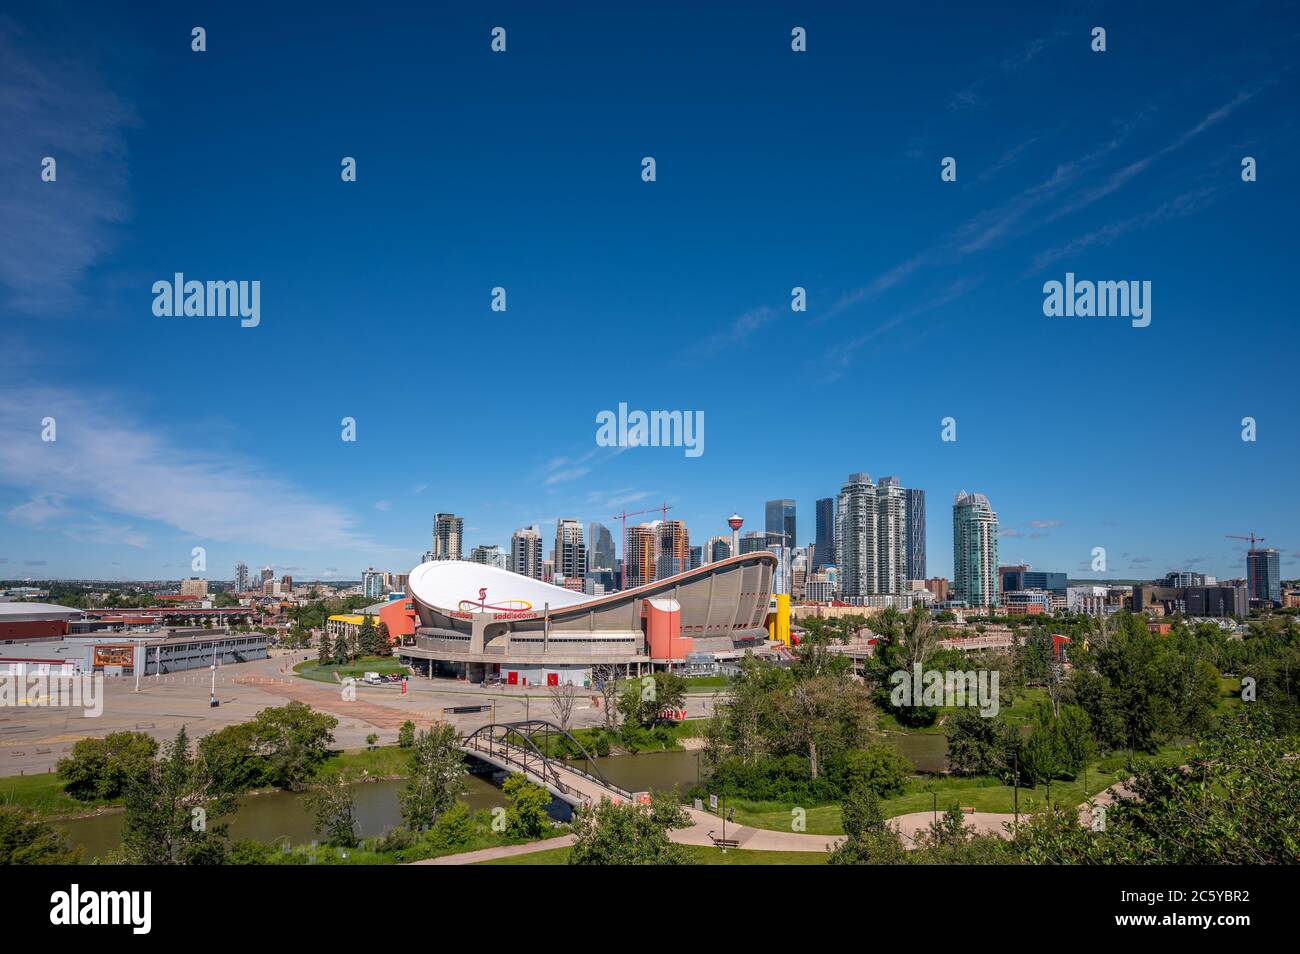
[180,577,208,598]
[587,522,616,572]
[1000,566,1068,596]
[905,488,926,580]
[1247,547,1281,603]
[765,499,796,551]
[813,497,836,571]
[554,519,587,584]
[234,562,249,594]
[739,531,769,554]
[705,535,732,563]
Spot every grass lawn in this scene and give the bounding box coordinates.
[293,655,409,684]
[721,745,1191,837]
[521,718,706,757]
[263,820,567,865]
[478,844,826,865]
[0,771,113,819]
[316,744,412,780]
[874,687,1052,734]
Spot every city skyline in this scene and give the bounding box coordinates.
[2,5,1297,584]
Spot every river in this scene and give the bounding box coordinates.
[55,737,947,859]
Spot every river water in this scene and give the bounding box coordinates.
[55,736,946,860]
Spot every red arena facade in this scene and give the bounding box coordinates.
[401,552,778,685]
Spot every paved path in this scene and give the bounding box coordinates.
[671,807,841,852]
[888,810,1015,847]
[888,776,1139,846]
[413,834,575,865]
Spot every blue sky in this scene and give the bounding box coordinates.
[1,1,1298,583]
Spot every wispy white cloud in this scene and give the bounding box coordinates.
[0,386,382,555]
[0,16,139,313]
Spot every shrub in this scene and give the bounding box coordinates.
[57,731,159,801]
[842,744,913,797]
[424,802,475,853]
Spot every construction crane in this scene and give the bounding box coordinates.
[1226,533,1266,595]
[611,502,673,588]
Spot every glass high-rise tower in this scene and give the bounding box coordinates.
[813,497,835,570]
[952,491,999,608]
[905,488,926,581]
[1247,547,1281,603]
[765,499,796,551]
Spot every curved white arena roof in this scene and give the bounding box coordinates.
[408,561,590,613]
[0,602,84,619]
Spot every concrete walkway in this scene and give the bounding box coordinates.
[888,776,1138,847]
[413,834,575,865]
[670,807,842,853]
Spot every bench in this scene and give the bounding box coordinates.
[709,832,740,849]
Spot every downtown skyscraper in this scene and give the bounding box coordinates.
[624,524,656,589]
[875,477,909,595]
[905,487,926,580]
[835,473,916,597]
[432,513,463,561]
[765,499,796,550]
[554,518,587,585]
[511,526,543,580]
[952,491,999,609]
[836,473,878,597]
[813,497,835,571]
[586,522,616,573]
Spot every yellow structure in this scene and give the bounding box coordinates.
[766,593,791,646]
[326,613,372,644]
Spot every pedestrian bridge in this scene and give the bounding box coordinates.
[458,719,635,807]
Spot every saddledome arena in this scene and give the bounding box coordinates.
[400,552,778,686]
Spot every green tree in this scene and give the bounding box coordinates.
[399,725,466,830]
[398,720,416,748]
[304,773,358,848]
[197,722,265,793]
[842,744,913,797]
[828,784,908,865]
[0,806,78,864]
[57,731,159,801]
[945,707,1017,778]
[502,775,552,838]
[374,621,392,657]
[568,797,690,865]
[317,632,333,665]
[1016,712,1300,864]
[358,615,377,656]
[248,701,338,790]
[121,726,234,864]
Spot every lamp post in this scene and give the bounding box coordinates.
[1012,748,1020,833]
